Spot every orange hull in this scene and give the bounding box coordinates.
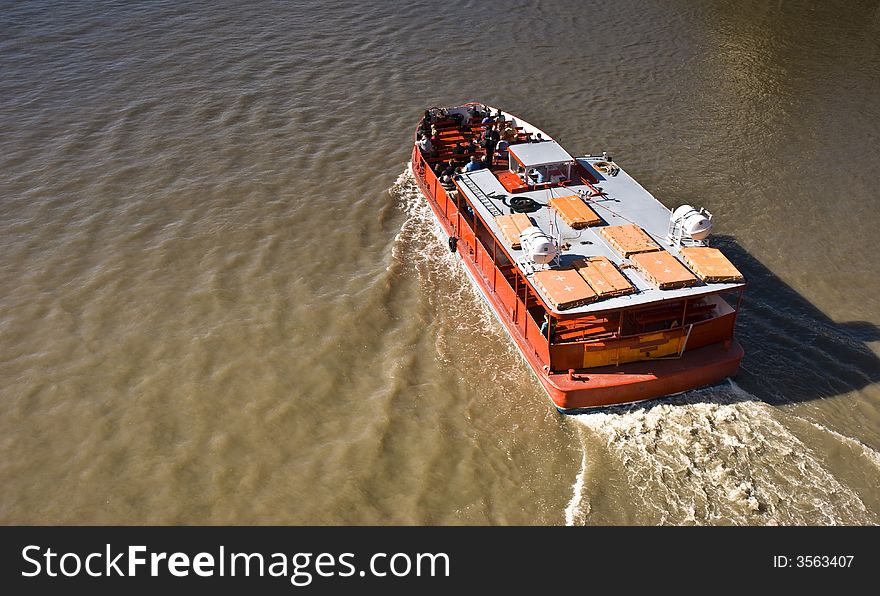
[538,342,743,412]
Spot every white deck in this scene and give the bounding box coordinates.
[451,109,744,316]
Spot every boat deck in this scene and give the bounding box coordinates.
[458,164,744,315]
[425,106,745,316]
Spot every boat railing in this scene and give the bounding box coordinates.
[545,292,740,372]
[551,292,738,344]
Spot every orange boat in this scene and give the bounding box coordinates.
[412,103,745,412]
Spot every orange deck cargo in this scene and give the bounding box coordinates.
[494,213,533,248]
[630,251,699,290]
[679,247,744,283]
[548,195,602,229]
[599,224,662,257]
[532,268,597,310]
[573,256,635,298]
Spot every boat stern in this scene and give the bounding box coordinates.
[542,340,745,413]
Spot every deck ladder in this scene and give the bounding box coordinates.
[457,174,504,217]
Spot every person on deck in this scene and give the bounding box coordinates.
[417,134,437,158]
[481,125,499,167]
[467,104,484,124]
[440,174,458,200]
[420,110,437,137]
[442,159,457,177]
[482,124,499,144]
[540,313,555,339]
[465,155,484,172]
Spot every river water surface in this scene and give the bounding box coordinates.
[2,0,879,524]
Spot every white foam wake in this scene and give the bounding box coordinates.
[387,167,508,340]
[566,381,877,525]
[564,443,590,526]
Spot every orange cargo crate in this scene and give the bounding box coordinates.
[599,224,662,257]
[494,213,533,248]
[532,268,597,310]
[548,195,602,229]
[679,247,744,283]
[630,251,699,290]
[573,256,635,298]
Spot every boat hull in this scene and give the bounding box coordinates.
[543,340,744,412]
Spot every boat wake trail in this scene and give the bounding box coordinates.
[564,449,591,526]
[388,166,456,285]
[388,168,518,363]
[566,381,879,525]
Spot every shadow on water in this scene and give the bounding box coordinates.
[711,235,880,405]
